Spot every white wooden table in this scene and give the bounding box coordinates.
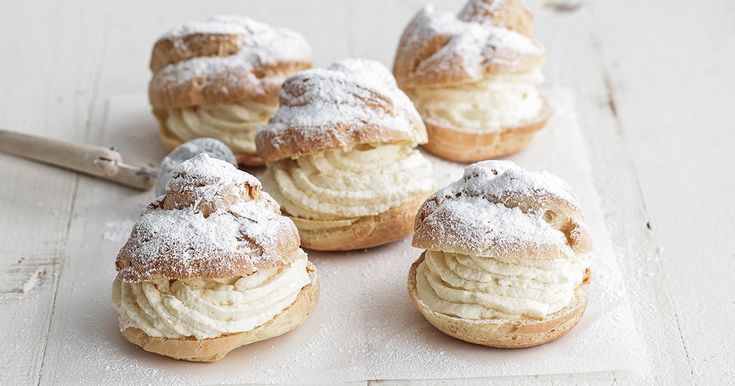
[1,0,733,384]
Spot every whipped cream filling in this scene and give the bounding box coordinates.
[409,71,544,132]
[262,144,434,226]
[166,100,277,154]
[416,249,588,320]
[112,250,310,339]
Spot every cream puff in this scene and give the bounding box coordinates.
[393,0,549,162]
[148,15,312,166]
[256,58,435,251]
[408,161,591,348]
[112,154,319,361]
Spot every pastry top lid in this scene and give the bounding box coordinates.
[256,58,427,162]
[115,154,301,282]
[149,15,312,109]
[393,0,544,88]
[458,0,535,35]
[413,161,592,259]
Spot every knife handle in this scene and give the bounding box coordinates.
[0,129,155,190]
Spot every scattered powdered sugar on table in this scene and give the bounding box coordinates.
[0,268,45,301]
[20,269,44,293]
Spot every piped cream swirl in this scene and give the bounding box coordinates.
[262,144,434,227]
[112,250,310,339]
[416,249,588,320]
[166,100,278,153]
[409,71,544,132]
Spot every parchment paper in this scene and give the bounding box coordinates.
[49,90,646,384]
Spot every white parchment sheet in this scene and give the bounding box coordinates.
[48,90,645,384]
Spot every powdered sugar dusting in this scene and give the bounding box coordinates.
[395,3,543,85]
[414,160,586,258]
[460,160,579,206]
[20,269,44,293]
[122,202,243,262]
[459,0,507,19]
[156,137,237,197]
[151,15,312,90]
[257,58,427,156]
[410,6,493,79]
[162,16,253,39]
[422,198,570,257]
[166,152,260,193]
[269,59,420,130]
[116,154,299,282]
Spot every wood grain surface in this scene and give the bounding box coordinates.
[0,0,733,384]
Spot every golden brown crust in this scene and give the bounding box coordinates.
[256,59,427,162]
[421,99,551,162]
[392,2,544,89]
[294,195,428,251]
[149,61,309,109]
[256,121,424,163]
[115,154,301,282]
[458,0,535,37]
[150,33,243,73]
[121,264,319,362]
[148,16,312,109]
[408,254,587,348]
[234,153,264,167]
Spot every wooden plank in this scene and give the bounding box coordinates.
[0,1,112,384]
[584,0,735,383]
[536,2,694,383]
